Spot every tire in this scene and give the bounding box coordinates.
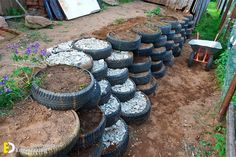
[173,34,182,43]
[165,40,174,51]
[205,55,214,71]
[100,95,121,127]
[151,60,163,72]
[186,28,193,35]
[72,39,112,60]
[167,30,176,40]
[121,91,151,124]
[180,28,186,37]
[128,56,151,73]
[137,76,158,95]
[179,20,186,27]
[169,21,180,29]
[151,47,167,61]
[163,56,174,67]
[183,24,188,29]
[173,43,179,52]
[185,14,193,20]
[188,21,194,28]
[98,80,112,105]
[106,68,129,86]
[19,111,80,157]
[101,119,129,157]
[159,23,172,35]
[134,43,153,56]
[153,35,167,48]
[31,68,95,110]
[136,31,161,43]
[173,47,182,57]
[174,24,182,33]
[152,65,167,79]
[76,107,106,148]
[111,79,136,102]
[179,40,184,49]
[163,50,173,61]
[91,60,108,81]
[188,51,195,67]
[105,51,133,69]
[107,32,141,51]
[182,17,189,24]
[129,70,152,85]
[81,81,101,110]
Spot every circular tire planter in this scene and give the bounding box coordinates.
[76,107,106,148]
[46,49,93,71]
[151,60,163,72]
[188,21,194,28]
[165,40,175,51]
[151,47,167,61]
[134,43,153,56]
[98,80,112,105]
[106,68,129,86]
[167,30,176,40]
[160,16,179,29]
[129,70,152,85]
[128,56,151,73]
[180,28,186,37]
[121,91,151,124]
[152,64,167,79]
[100,95,121,127]
[173,34,182,43]
[72,38,112,60]
[31,65,95,110]
[163,56,174,67]
[105,50,133,69]
[111,78,136,102]
[137,76,158,95]
[107,32,141,51]
[185,14,194,20]
[174,24,182,33]
[173,47,182,57]
[101,119,129,157]
[163,50,173,62]
[154,35,167,48]
[91,59,108,81]
[0,99,80,157]
[158,22,172,35]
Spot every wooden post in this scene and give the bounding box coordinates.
[220,0,233,27]
[218,73,236,122]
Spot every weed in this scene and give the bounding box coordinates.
[145,7,161,16]
[26,31,53,43]
[214,126,226,157]
[119,0,133,4]
[101,2,108,11]
[6,7,24,16]
[113,18,126,25]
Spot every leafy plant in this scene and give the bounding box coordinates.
[145,7,161,16]
[214,133,226,157]
[119,0,133,4]
[6,7,24,16]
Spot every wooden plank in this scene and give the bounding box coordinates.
[58,0,101,20]
[219,0,233,29]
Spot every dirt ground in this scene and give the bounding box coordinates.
[0,1,221,156]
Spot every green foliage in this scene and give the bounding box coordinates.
[145,7,161,16]
[6,7,24,16]
[215,50,228,86]
[214,126,226,157]
[119,0,133,3]
[101,2,108,11]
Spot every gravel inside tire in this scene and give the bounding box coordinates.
[105,50,133,69]
[167,30,176,40]
[100,95,121,127]
[129,70,152,85]
[98,80,112,105]
[121,91,151,124]
[152,64,167,79]
[151,60,163,72]
[106,68,129,86]
[165,40,174,51]
[128,56,151,73]
[137,76,158,95]
[107,32,141,51]
[72,38,112,60]
[91,59,108,81]
[111,78,136,102]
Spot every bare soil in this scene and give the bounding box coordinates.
[103,143,117,154]
[77,107,103,134]
[137,76,156,90]
[140,43,153,49]
[133,55,149,63]
[0,99,76,151]
[110,30,137,41]
[39,65,90,93]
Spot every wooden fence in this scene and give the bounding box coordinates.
[0,0,26,15]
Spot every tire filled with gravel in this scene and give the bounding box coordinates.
[91,59,108,81]
[106,68,129,86]
[137,76,158,95]
[128,56,151,73]
[98,80,112,105]
[129,70,152,85]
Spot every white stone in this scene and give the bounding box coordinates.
[74,38,110,50]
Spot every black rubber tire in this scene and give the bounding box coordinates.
[163,50,173,62]
[100,95,121,127]
[106,68,129,86]
[173,43,179,52]
[128,56,151,73]
[179,20,186,27]
[107,32,141,51]
[76,107,106,148]
[188,21,194,28]
[137,76,158,95]
[105,51,133,69]
[91,61,108,81]
[81,81,101,110]
[186,28,193,35]
[167,30,176,40]
[179,40,184,49]
[182,17,189,24]
[205,55,214,71]
[101,119,129,157]
[180,28,186,37]
[98,80,112,105]
[111,79,136,102]
[169,21,180,29]
[151,60,163,72]
[185,14,193,20]
[31,67,95,110]
[165,40,174,51]
[159,23,172,35]
[183,24,188,30]
[173,47,182,57]
[121,92,151,124]
[174,24,182,33]
[173,34,182,43]
[129,70,152,85]
[136,31,162,43]
[152,65,167,79]
[151,47,167,61]
[72,39,112,60]
[163,56,174,67]
[134,43,153,56]
[153,35,167,48]
[188,51,195,67]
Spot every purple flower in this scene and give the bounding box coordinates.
[4,87,12,93]
[3,75,8,81]
[25,47,32,55]
[33,42,40,48]
[0,81,4,86]
[41,49,47,56]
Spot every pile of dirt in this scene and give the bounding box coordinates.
[132,22,160,33]
[38,65,91,93]
[110,30,137,41]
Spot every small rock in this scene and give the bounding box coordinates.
[0,16,8,28]
[25,15,52,29]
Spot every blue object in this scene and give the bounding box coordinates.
[44,0,54,20]
[49,0,64,21]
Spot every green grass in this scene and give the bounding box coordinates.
[119,0,133,3]
[145,6,161,16]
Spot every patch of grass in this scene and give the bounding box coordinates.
[101,2,108,11]
[26,31,53,43]
[113,17,126,25]
[145,6,161,16]
[119,0,133,3]
[214,125,226,157]
[6,7,24,16]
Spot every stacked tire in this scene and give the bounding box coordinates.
[184,14,194,39]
